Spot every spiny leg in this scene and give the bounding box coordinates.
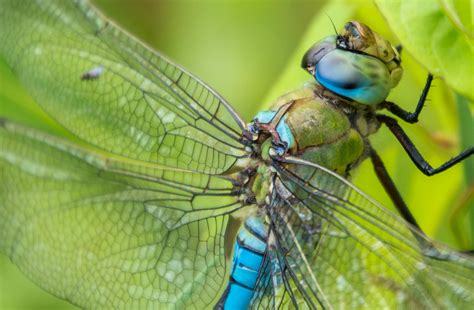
[377,114,473,176]
[381,74,433,123]
[378,72,473,250]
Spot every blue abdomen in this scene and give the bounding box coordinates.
[215,216,268,309]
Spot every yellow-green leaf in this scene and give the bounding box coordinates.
[376,0,474,100]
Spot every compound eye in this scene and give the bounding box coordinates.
[315,49,391,105]
[301,35,337,71]
[316,50,367,91]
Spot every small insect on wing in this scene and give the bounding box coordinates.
[80,65,104,80]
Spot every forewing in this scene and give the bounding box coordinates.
[262,156,474,308]
[0,120,243,308]
[0,0,247,174]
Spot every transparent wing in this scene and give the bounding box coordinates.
[0,119,244,308]
[250,231,309,310]
[253,156,474,308]
[0,0,248,174]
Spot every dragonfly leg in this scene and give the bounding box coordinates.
[377,114,474,176]
[369,148,424,233]
[369,147,440,250]
[381,73,433,123]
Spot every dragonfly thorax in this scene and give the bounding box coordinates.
[251,84,379,177]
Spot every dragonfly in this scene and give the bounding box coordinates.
[0,1,473,309]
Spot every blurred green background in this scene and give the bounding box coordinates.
[0,0,472,308]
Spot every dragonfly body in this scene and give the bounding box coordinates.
[217,83,390,308]
[217,78,382,307]
[220,78,432,307]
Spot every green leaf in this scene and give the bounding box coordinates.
[375,0,474,100]
[439,0,473,38]
[456,93,474,248]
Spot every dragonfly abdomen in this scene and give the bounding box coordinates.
[216,216,268,310]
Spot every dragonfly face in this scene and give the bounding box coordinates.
[0,1,473,309]
[302,21,402,106]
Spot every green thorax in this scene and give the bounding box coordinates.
[254,83,380,177]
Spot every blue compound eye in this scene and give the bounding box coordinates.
[315,49,391,105]
[317,53,364,90]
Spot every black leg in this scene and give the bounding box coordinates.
[369,148,424,232]
[377,115,474,176]
[369,148,434,249]
[381,74,433,123]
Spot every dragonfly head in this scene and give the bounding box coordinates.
[301,21,403,106]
